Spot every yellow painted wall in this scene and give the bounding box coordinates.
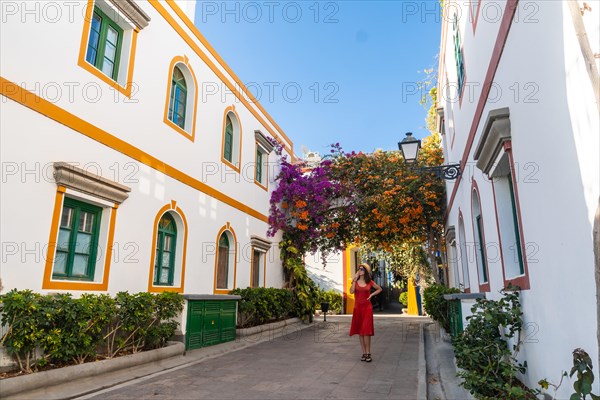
[407,277,419,315]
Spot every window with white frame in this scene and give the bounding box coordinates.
[254,130,274,187]
[474,108,527,282]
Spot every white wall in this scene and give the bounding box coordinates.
[0,0,288,296]
[440,1,599,397]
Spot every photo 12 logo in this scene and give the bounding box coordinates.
[198,1,340,24]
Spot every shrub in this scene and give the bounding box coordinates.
[399,292,409,307]
[422,283,460,331]
[0,290,184,373]
[230,287,295,328]
[453,287,536,399]
[315,288,342,314]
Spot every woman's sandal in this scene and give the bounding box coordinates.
[365,354,372,363]
[361,354,367,361]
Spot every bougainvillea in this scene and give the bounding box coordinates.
[267,142,357,258]
[268,134,447,299]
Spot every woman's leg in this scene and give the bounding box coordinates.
[364,335,371,354]
[359,335,367,354]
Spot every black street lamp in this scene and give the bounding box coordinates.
[398,132,461,181]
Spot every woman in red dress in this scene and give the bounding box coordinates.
[349,263,382,362]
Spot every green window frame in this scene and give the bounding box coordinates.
[154,213,177,286]
[168,66,187,129]
[224,115,233,163]
[453,14,465,96]
[475,215,488,282]
[255,148,263,183]
[85,7,123,81]
[508,173,524,274]
[54,198,102,281]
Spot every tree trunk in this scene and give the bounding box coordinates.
[429,228,440,283]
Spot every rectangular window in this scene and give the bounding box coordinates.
[251,250,263,288]
[54,198,102,281]
[507,173,525,275]
[494,171,525,278]
[85,7,123,80]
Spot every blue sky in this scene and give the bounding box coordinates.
[194,1,443,156]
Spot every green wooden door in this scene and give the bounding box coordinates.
[220,301,237,343]
[186,301,204,350]
[202,301,221,346]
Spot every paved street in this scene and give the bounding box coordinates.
[82,314,425,400]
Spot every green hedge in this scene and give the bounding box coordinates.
[422,283,460,332]
[399,292,409,307]
[230,287,297,328]
[315,288,342,314]
[0,289,184,374]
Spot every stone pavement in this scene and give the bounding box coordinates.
[76,313,426,400]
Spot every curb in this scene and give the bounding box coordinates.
[0,341,185,398]
[416,322,428,400]
[236,317,302,337]
[1,318,311,400]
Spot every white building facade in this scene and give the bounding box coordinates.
[438,0,599,395]
[0,0,293,331]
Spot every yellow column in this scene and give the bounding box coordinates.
[407,277,419,315]
[344,247,356,314]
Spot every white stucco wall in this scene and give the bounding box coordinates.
[304,250,344,294]
[0,0,288,299]
[440,1,599,396]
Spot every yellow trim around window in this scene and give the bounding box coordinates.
[147,201,189,293]
[220,106,242,173]
[213,222,238,294]
[253,141,268,192]
[163,55,199,142]
[77,0,138,98]
[0,77,269,223]
[42,186,118,291]
[151,0,294,158]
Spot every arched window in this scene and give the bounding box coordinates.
[168,66,187,129]
[458,214,471,290]
[217,233,230,289]
[154,213,177,286]
[221,108,241,170]
[223,114,234,163]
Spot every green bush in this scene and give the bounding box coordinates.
[454,287,536,399]
[0,289,184,373]
[315,288,342,314]
[230,287,295,328]
[399,292,409,307]
[422,283,460,331]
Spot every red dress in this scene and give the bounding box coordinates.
[349,281,374,336]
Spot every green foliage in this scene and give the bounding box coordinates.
[0,290,47,373]
[230,287,295,328]
[399,292,409,307]
[315,288,342,314]
[453,286,537,399]
[422,283,460,331]
[570,348,600,400]
[279,239,319,323]
[0,289,183,373]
